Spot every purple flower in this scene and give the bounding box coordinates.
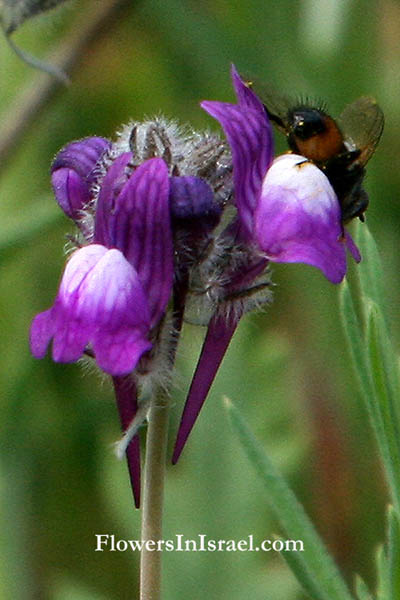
[31,155,174,507]
[31,158,173,374]
[31,73,365,497]
[202,66,360,281]
[31,118,231,506]
[172,65,361,463]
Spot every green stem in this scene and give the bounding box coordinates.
[140,391,170,600]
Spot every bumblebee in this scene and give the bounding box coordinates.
[244,78,384,223]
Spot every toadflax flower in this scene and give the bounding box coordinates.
[30,119,232,506]
[31,156,173,376]
[31,152,174,507]
[172,65,361,463]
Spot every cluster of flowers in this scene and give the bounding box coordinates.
[30,67,360,507]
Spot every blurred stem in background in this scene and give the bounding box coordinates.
[0,0,129,175]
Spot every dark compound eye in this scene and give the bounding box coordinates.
[290,109,327,140]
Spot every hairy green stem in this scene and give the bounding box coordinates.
[140,392,170,600]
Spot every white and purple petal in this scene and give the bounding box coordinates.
[254,154,359,284]
[30,245,152,376]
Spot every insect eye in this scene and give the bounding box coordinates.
[291,110,326,140]
[293,119,315,139]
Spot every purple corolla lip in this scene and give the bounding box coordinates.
[29,244,152,376]
[255,154,361,283]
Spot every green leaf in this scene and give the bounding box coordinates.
[366,301,400,421]
[224,397,354,600]
[339,282,387,452]
[356,223,386,314]
[279,544,330,600]
[354,574,373,600]
[367,302,400,511]
[387,506,400,599]
[340,282,400,513]
[339,281,374,404]
[376,545,390,600]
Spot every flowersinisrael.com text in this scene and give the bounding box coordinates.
[95,534,304,553]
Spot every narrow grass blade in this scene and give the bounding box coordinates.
[387,506,400,599]
[376,545,390,600]
[339,282,387,447]
[224,397,354,600]
[354,575,373,600]
[367,301,400,421]
[340,282,400,511]
[279,543,330,600]
[367,302,400,511]
[356,223,386,314]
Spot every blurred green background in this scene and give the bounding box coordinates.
[1,1,399,598]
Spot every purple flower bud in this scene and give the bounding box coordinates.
[170,176,221,226]
[51,137,111,225]
[170,176,222,279]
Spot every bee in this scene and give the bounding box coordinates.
[244,78,384,223]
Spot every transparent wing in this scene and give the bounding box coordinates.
[240,74,294,133]
[338,97,384,164]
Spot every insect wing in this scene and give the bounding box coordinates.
[338,96,384,165]
[241,74,295,133]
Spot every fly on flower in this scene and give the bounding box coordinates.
[242,76,384,223]
[172,66,367,464]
